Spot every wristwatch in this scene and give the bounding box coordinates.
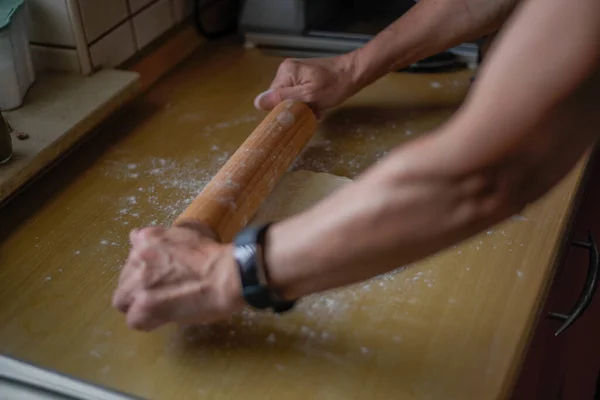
[233,223,296,313]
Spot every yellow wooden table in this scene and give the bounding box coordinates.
[0,39,590,399]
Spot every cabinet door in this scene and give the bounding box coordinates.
[559,155,600,400]
[511,153,600,400]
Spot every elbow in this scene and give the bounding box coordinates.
[453,163,534,228]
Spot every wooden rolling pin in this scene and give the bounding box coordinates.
[174,99,317,242]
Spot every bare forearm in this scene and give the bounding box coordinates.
[266,0,600,300]
[349,0,518,88]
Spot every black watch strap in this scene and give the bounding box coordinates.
[233,223,296,313]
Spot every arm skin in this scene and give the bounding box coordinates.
[348,0,519,89]
[112,0,600,331]
[254,0,518,113]
[264,0,600,301]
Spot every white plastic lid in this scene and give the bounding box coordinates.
[0,0,24,32]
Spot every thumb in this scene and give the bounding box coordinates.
[254,86,305,111]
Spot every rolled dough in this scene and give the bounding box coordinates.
[250,170,352,224]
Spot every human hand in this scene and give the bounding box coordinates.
[112,223,243,331]
[254,54,359,118]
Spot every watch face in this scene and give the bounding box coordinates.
[234,244,257,266]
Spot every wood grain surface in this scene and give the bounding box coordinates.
[175,99,317,241]
[0,38,590,400]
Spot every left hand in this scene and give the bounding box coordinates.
[112,223,243,331]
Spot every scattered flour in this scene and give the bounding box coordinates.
[89,350,102,358]
[104,153,231,227]
[511,215,529,221]
[200,115,258,135]
[430,81,443,89]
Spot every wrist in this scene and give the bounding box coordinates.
[212,243,245,312]
[263,222,309,301]
[231,224,297,312]
[349,47,397,90]
[338,51,364,95]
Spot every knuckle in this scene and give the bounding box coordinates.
[137,246,158,262]
[135,291,156,313]
[137,226,165,241]
[279,58,297,72]
[280,58,293,67]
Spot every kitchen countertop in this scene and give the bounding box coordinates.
[0,38,591,399]
[0,70,140,205]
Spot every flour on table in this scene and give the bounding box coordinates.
[104,154,231,226]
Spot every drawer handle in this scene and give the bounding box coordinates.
[548,232,599,336]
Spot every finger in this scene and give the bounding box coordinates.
[136,226,166,243]
[129,228,141,246]
[129,226,165,248]
[126,291,164,331]
[131,280,217,330]
[125,283,201,331]
[113,258,147,312]
[270,58,298,89]
[254,86,306,111]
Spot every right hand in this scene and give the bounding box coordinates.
[112,224,243,331]
[254,54,359,117]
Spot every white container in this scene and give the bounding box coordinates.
[0,0,35,111]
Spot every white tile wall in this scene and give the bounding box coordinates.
[31,45,81,73]
[171,0,194,22]
[78,0,129,43]
[132,0,174,49]
[89,21,137,68]
[28,0,76,46]
[128,0,155,14]
[27,0,200,73]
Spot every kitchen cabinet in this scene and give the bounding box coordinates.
[512,151,600,400]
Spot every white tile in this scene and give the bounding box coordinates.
[28,0,76,46]
[31,45,81,73]
[171,0,193,22]
[132,0,174,49]
[78,0,129,43]
[65,0,93,75]
[129,0,156,14]
[89,21,136,68]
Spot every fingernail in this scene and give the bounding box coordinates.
[254,89,272,110]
